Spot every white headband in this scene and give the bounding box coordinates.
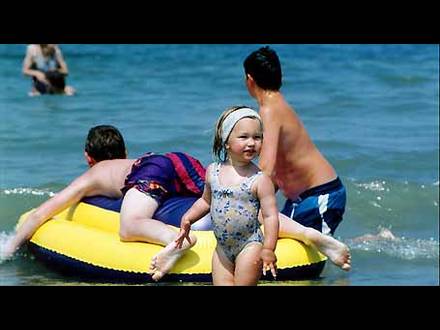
[221,108,261,144]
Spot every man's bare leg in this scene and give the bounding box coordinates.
[120,188,197,281]
[149,234,197,281]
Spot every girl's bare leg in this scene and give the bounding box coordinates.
[234,243,263,286]
[211,246,235,286]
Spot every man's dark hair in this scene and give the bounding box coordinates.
[243,46,282,91]
[85,125,127,161]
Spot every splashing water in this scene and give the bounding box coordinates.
[1,188,56,197]
[354,180,388,192]
[346,227,439,260]
[0,231,14,263]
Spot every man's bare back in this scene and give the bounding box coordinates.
[258,93,337,200]
[87,159,135,198]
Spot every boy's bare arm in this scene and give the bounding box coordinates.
[258,107,280,178]
[3,170,98,258]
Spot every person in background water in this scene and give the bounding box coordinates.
[22,44,76,96]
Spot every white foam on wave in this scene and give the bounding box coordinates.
[368,201,382,208]
[1,187,55,197]
[355,180,387,192]
[0,231,16,263]
[346,227,439,260]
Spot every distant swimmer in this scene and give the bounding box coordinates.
[22,44,76,96]
[351,227,398,243]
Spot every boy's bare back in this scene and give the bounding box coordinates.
[259,93,337,200]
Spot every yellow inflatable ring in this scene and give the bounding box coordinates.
[18,202,327,282]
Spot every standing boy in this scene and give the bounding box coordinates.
[243,46,347,237]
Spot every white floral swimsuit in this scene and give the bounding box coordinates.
[209,162,264,263]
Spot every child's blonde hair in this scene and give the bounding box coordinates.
[213,105,262,162]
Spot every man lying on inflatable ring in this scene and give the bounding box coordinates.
[2,125,207,281]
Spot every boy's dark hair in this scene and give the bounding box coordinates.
[243,46,282,91]
[85,125,127,161]
[45,71,66,93]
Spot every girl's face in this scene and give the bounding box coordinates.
[226,118,263,162]
[41,44,55,57]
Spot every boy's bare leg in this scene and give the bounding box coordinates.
[258,212,351,271]
[277,213,351,271]
[120,188,197,281]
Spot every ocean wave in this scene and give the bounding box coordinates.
[350,178,439,194]
[0,188,56,197]
[0,231,16,263]
[346,227,439,260]
[354,180,389,192]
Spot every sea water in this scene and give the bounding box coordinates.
[0,44,438,285]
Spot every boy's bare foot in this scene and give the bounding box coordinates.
[149,233,197,281]
[310,230,351,271]
[377,228,397,240]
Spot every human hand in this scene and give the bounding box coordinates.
[34,71,49,85]
[174,218,192,249]
[261,248,277,278]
